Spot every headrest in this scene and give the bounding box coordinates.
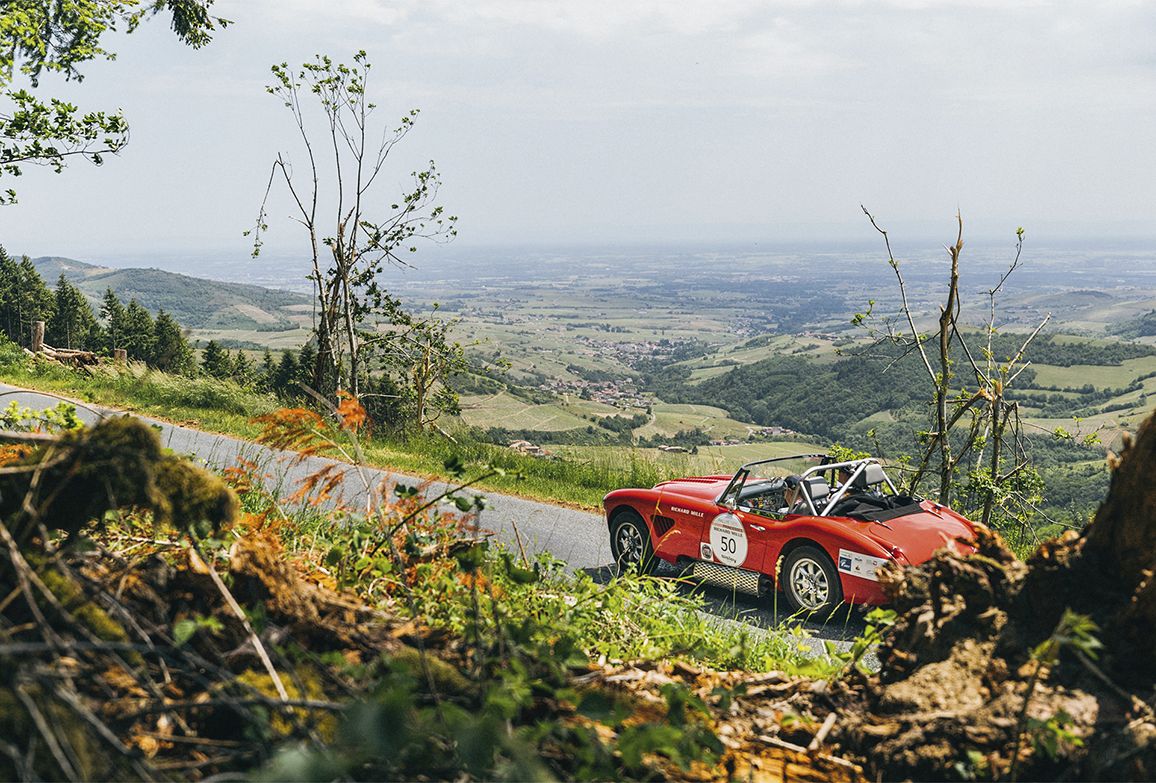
[852,463,887,488]
[803,476,831,500]
[863,463,887,486]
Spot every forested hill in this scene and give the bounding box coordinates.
[30,256,309,330]
[652,333,1156,444]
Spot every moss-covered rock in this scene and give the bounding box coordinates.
[0,416,237,545]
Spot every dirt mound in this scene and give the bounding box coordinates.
[826,418,1156,780]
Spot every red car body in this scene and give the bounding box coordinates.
[602,455,978,611]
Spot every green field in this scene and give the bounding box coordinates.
[554,439,829,479]
[458,391,625,431]
[635,403,753,439]
[458,394,780,443]
[1028,356,1156,390]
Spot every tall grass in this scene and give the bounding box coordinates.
[0,351,694,508]
[0,354,277,436]
[366,430,691,506]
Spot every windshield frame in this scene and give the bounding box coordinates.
[717,454,899,517]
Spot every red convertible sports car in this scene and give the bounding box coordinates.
[603,454,979,614]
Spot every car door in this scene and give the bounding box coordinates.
[702,504,771,573]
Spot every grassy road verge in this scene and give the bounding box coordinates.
[0,353,688,509]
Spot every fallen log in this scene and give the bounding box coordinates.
[37,343,99,366]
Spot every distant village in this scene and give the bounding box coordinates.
[540,377,649,409]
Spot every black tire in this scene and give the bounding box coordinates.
[609,510,658,575]
[781,545,842,616]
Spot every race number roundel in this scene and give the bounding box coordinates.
[709,513,748,567]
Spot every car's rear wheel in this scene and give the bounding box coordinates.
[609,510,658,574]
[782,545,842,616]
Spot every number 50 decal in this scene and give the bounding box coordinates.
[708,513,749,567]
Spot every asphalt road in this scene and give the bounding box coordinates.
[0,382,870,652]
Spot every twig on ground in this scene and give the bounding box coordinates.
[188,541,290,702]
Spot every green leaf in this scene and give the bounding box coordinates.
[173,619,198,646]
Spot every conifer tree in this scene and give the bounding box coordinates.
[100,288,126,352]
[200,339,231,379]
[0,248,22,342]
[232,349,253,384]
[259,348,276,391]
[272,350,299,396]
[152,309,194,374]
[14,258,54,346]
[47,273,96,349]
[297,342,317,391]
[121,298,155,360]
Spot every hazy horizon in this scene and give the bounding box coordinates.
[18,235,1155,298]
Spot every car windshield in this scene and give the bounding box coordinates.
[745,455,825,483]
[718,453,826,513]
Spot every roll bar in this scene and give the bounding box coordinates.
[717,454,898,517]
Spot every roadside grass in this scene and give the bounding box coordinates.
[237,464,842,678]
[0,354,274,438]
[0,351,702,508]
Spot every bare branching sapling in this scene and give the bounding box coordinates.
[858,208,1050,530]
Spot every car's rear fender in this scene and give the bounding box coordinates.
[765,524,896,605]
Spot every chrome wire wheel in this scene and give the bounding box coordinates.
[789,557,830,610]
[609,512,658,574]
[615,522,645,565]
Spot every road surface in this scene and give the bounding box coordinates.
[0,382,870,650]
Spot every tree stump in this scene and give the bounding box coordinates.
[113,348,127,363]
[31,320,44,352]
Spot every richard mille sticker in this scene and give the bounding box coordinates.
[837,549,889,582]
[708,513,748,567]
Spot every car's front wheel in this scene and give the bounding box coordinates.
[782,545,842,616]
[609,510,658,574]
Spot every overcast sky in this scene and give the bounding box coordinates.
[1,0,1153,262]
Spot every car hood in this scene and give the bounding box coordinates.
[858,501,977,565]
[653,476,731,502]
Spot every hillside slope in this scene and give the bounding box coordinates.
[30,256,310,330]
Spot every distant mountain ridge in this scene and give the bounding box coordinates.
[30,256,310,331]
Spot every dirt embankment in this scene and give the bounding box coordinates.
[821,417,1156,780]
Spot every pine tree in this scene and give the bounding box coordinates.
[297,342,317,391]
[152,309,194,374]
[0,248,21,342]
[232,350,253,385]
[47,273,96,349]
[272,350,299,396]
[15,258,54,347]
[259,348,276,391]
[121,298,155,361]
[100,288,127,353]
[201,340,232,379]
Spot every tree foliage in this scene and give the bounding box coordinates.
[0,246,53,344]
[47,271,96,348]
[151,307,194,373]
[0,0,227,202]
[200,338,230,379]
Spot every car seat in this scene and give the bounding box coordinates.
[851,462,887,489]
